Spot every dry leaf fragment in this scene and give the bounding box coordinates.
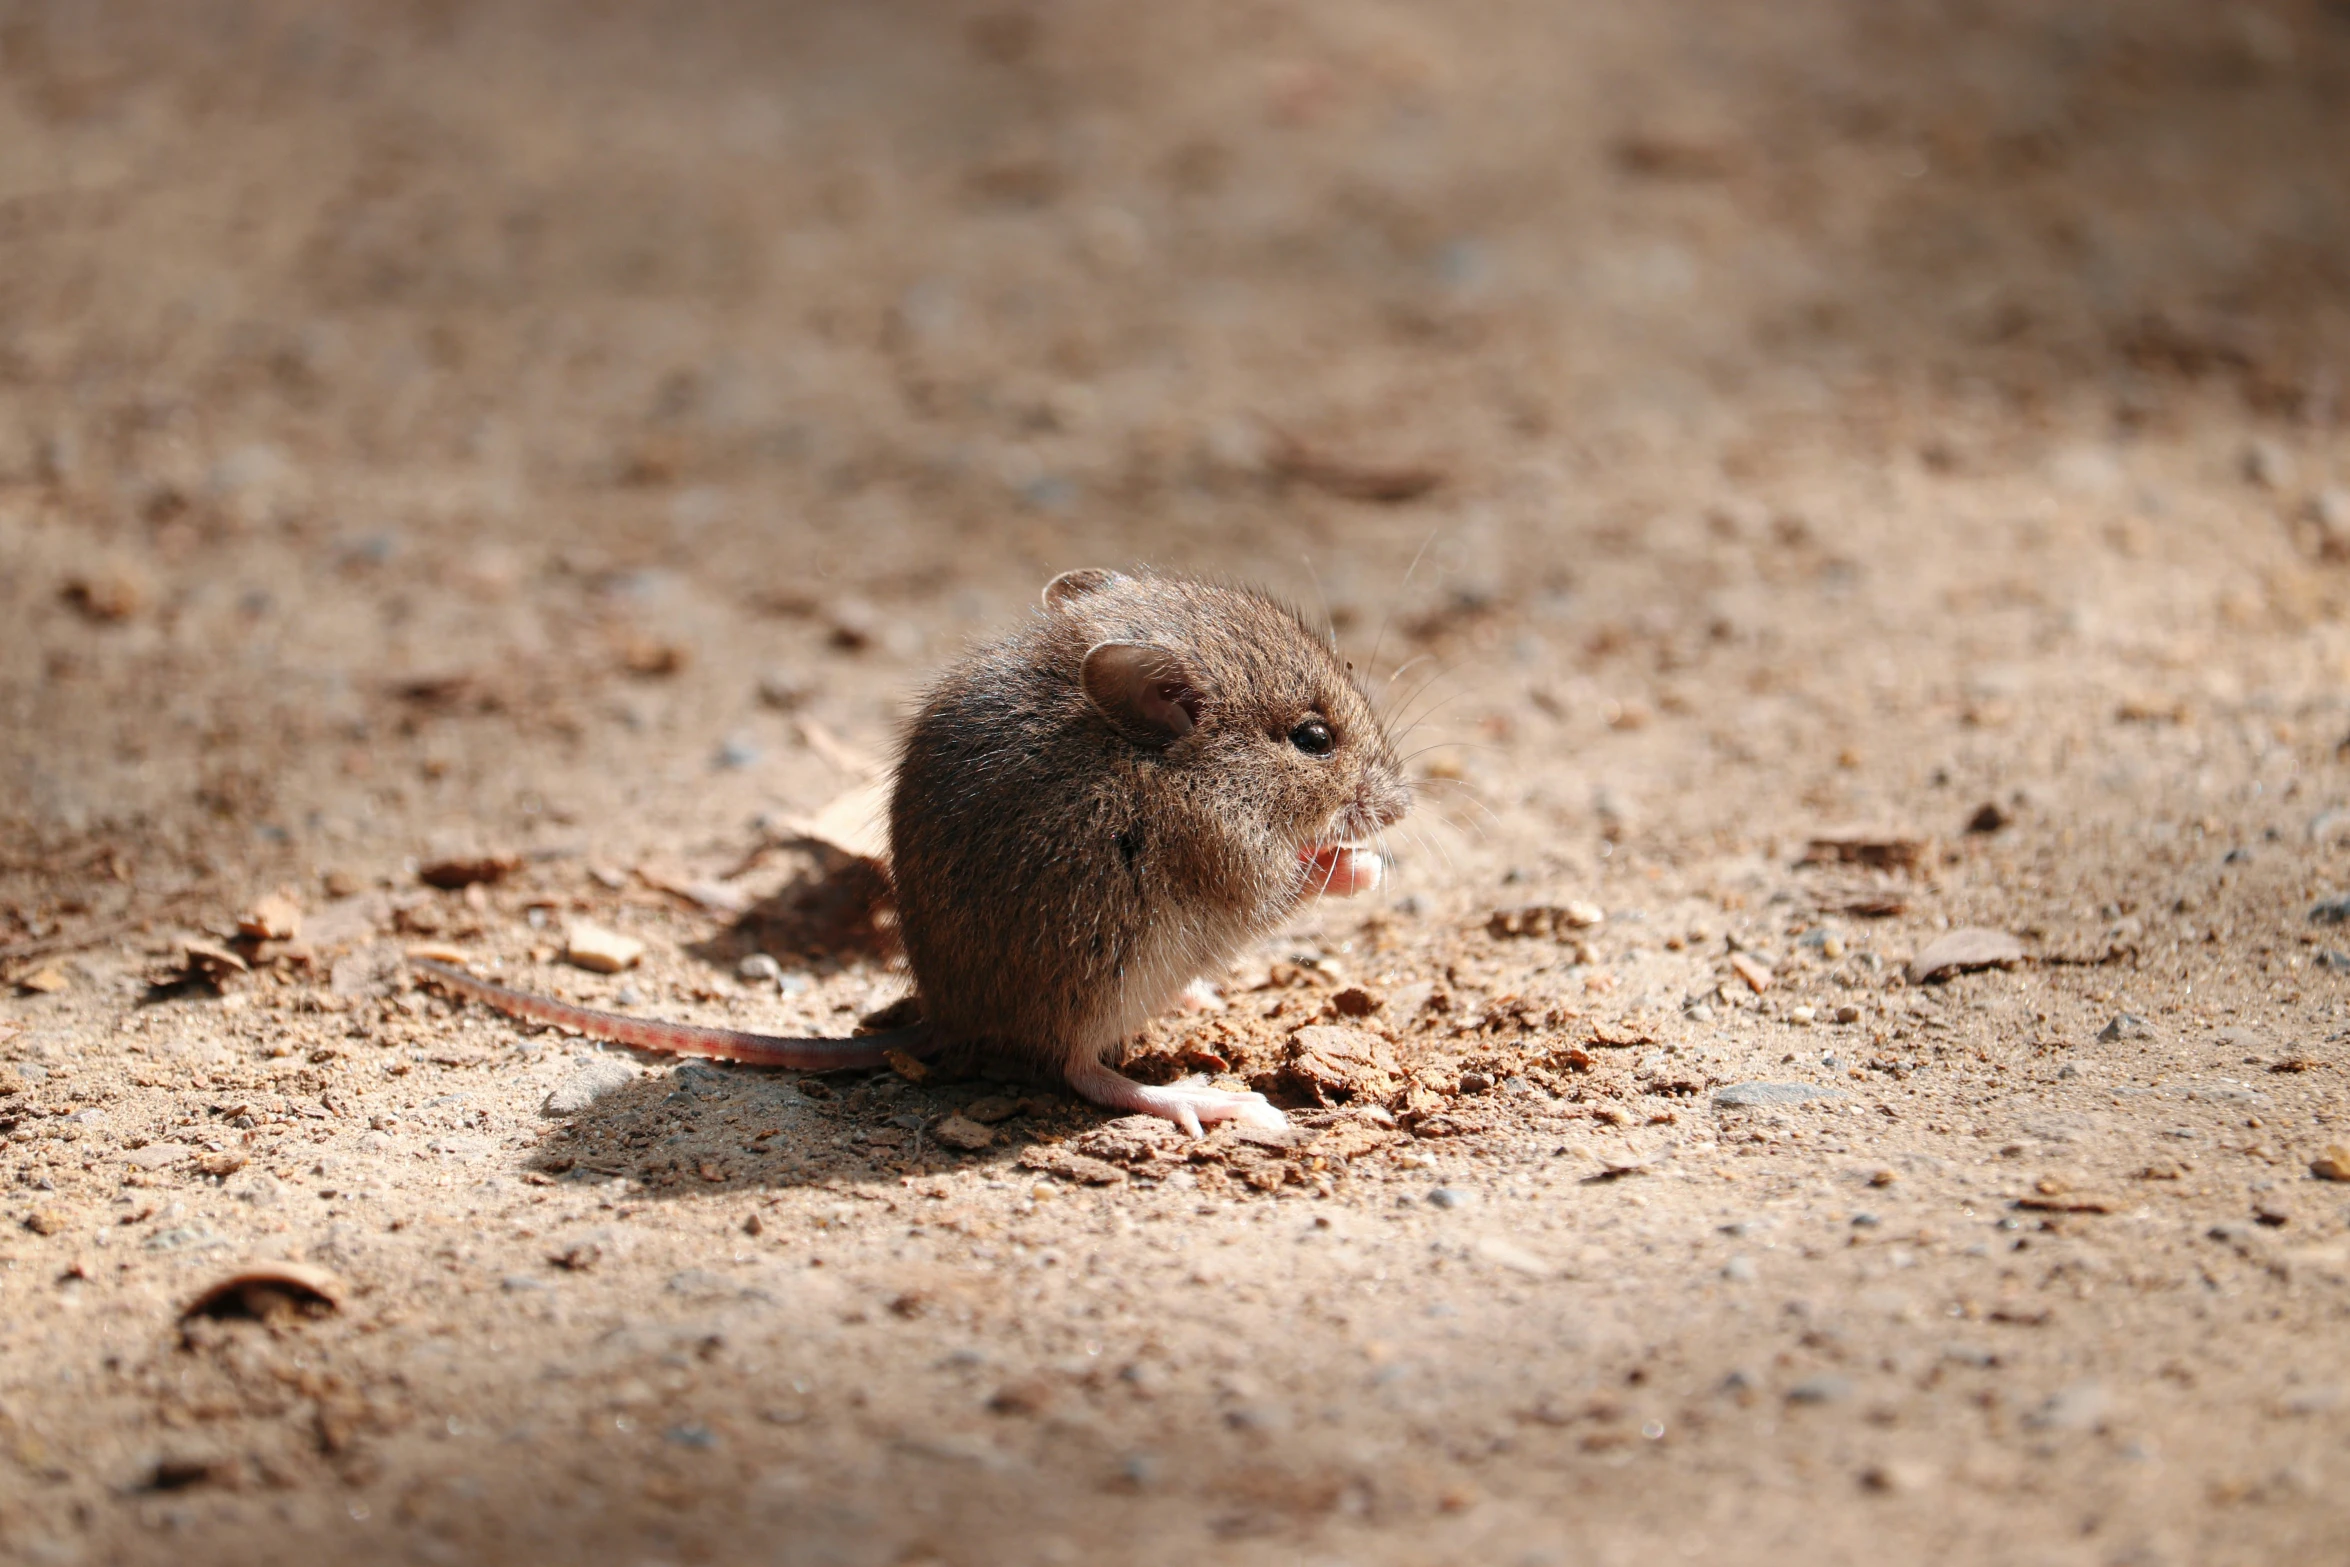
[181,1261,345,1321]
[783,778,892,864]
[417,855,522,890]
[236,890,303,942]
[2013,1192,2115,1215]
[1906,928,2025,984]
[1800,831,1927,871]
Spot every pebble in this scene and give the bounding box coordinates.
[22,1207,68,1236]
[1713,1081,1849,1109]
[2312,896,2350,926]
[1787,1375,1852,1405]
[564,923,644,974]
[1789,1005,1817,1026]
[2242,437,2295,490]
[737,953,783,986]
[1426,1187,1469,1209]
[714,736,761,770]
[1728,953,1773,994]
[542,1056,637,1116]
[1721,1255,1758,1283]
[757,670,810,710]
[2310,1145,2350,1183]
[930,1114,996,1153]
[2021,1382,2108,1432]
[1833,1004,1862,1025]
[2098,1013,2155,1043]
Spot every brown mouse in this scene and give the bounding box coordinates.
[413,567,1410,1134]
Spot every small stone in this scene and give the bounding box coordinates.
[1787,1375,1852,1405]
[1868,1168,1899,1187]
[736,953,783,985]
[756,670,810,710]
[714,735,761,770]
[542,1056,636,1116]
[1713,1081,1849,1109]
[988,1378,1056,1417]
[121,1143,195,1171]
[2242,436,2295,490]
[963,1096,1023,1125]
[2311,896,2350,926]
[1728,953,1773,993]
[1329,986,1382,1017]
[1905,927,2024,984]
[2097,1013,2155,1043]
[197,1152,247,1178]
[2254,1196,2297,1227]
[1965,802,2010,834]
[1860,1460,1933,1495]
[23,1207,69,1236]
[1834,1004,1862,1025]
[1789,1005,1817,1026]
[1457,1072,1493,1096]
[1426,1187,1469,1210]
[563,923,644,974]
[2311,489,2350,557]
[2310,1145,2350,1183]
[1561,901,1606,929]
[2022,1382,2108,1432]
[18,968,67,994]
[1721,1254,1758,1283]
[930,1115,995,1152]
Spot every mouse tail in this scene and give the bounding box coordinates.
[409,958,931,1070]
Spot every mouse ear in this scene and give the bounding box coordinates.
[1043,568,1120,610]
[1081,641,1202,741]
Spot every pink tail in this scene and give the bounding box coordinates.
[409,959,925,1070]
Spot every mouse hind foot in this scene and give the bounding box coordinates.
[1063,1056,1285,1139]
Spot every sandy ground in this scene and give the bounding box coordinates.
[5,2,2350,1562]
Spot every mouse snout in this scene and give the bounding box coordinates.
[1356,767,1412,833]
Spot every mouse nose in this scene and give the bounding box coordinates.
[1366,772,1412,828]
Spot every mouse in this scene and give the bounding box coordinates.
[413,566,1411,1135]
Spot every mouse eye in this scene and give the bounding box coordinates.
[1288,717,1336,757]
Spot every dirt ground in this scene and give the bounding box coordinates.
[5,1,2350,1562]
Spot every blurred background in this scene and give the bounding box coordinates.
[3,0,2348,964]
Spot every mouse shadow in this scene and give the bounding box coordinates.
[515,1053,1073,1198]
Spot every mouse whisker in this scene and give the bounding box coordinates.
[1364,527,1443,692]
